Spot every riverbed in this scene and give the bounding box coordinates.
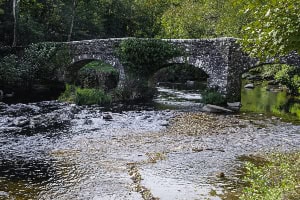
[0,83,299,200]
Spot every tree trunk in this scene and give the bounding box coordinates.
[67,0,76,42]
[12,0,17,46]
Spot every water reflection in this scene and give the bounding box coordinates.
[241,81,300,123]
[0,158,54,200]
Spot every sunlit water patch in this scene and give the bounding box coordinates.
[154,82,204,109]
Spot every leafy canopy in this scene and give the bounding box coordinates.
[239,0,300,59]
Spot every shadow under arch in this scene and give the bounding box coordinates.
[64,58,122,89]
[151,62,209,86]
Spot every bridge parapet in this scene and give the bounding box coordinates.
[63,37,300,102]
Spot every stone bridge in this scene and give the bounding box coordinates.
[66,38,300,102]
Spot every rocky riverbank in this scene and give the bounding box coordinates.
[0,102,299,199]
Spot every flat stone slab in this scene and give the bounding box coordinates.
[244,83,254,89]
[202,104,234,113]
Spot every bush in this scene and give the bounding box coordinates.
[75,87,111,105]
[59,84,112,105]
[117,38,184,78]
[58,84,76,103]
[201,89,227,105]
[248,64,300,95]
[0,43,70,89]
[274,65,300,95]
[0,54,21,87]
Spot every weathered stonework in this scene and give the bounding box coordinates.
[65,38,300,102]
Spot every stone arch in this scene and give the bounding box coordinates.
[65,57,125,88]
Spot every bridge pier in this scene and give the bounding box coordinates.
[170,38,243,102]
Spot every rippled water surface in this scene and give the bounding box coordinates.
[0,83,299,200]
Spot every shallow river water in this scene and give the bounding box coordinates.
[0,83,299,200]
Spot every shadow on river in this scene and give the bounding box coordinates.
[0,82,299,200]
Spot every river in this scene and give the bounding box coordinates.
[0,82,299,200]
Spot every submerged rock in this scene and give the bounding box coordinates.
[103,113,113,120]
[13,117,30,127]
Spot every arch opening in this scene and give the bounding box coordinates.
[152,63,209,85]
[150,63,210,106]
[65,59,120,92]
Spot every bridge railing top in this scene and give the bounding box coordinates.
[66,37,238,44]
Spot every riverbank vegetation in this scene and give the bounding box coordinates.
[0,42,69,92]
[59,61,116,105]
[240,152,300,200]
[248,64,300,95]
[200,89,227,106]
[58,84,112,105]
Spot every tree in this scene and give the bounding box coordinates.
[159,0,226,38]
[133,0,172,37]
[67,0,76,41]
[215,0,254,37]
[12,0,19,46]
[0,0,4,15]
[239,0,300,59]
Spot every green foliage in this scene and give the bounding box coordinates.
[79,61,118,74]
[215,1,254,37]
[274,65,300,95]
[0,43,70,89]
[201,89,226,106]
[58,84,77,103]
[240,152,300,200]
[20,43,65,83]
[117,38,183,78]
[59,84,112,105]
[238,0,300,59]
[248,64,300,95]
[75,87,112,105]
[0,54,21,86]
[159,0,223,38]
[133,0,171,37]
[251,64,282,79]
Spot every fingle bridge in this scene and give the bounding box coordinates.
[65,38,300,102]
